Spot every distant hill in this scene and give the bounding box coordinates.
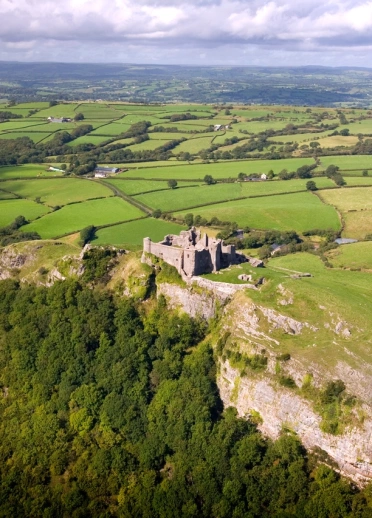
[0,62,371,106]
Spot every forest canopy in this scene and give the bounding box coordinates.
[0,275,372,517]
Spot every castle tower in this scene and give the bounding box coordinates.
[143,237,151,253]
[209,240,221,272]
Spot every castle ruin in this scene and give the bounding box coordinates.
[143,227,246,277]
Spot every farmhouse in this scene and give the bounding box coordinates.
[143,227,247,277]
[94,166,119,178]
[47,117,71,123]
[214,124,231,131]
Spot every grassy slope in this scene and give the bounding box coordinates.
[213,253,372,369]
[327,242,372,270]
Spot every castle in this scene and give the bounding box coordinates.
[143,227,245,277]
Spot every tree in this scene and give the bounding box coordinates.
[237,172,246,181]
[306,180,317,191]
[79,225,96,246]
[152,209,162,219]
[363,170,369,177]
[339,128,349,136]
[184,213,194,227]
[325,165,339,177]
[167,179,178,189]
[74,112,85,121]
[204,174,216,185]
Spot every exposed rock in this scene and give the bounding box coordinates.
[157,282,218,320]
[219,361,372,485]
[0,247,30,276]
[238,274,252,282]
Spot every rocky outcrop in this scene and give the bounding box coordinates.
[0,247,30,278]
[157,282,218,319]
[219,361,372,485]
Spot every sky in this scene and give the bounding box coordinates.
[1,0,372,66]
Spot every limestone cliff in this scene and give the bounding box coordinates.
[156,279,372,485]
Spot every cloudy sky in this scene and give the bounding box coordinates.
[1,0,372,66]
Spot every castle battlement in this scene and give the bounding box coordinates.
[143,227,243,277]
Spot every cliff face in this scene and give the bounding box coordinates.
[158,280,372,485]
[219,361,372,484]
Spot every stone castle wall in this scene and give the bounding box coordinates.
[143,229,244,277]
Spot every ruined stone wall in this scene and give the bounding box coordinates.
[144,240,184,273]
[193,249,213,275]
[222,244,236,265]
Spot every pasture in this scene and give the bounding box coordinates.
[318,187,372,212]
[68,135,112,147]
[127,139,172,152]
[23,197,146,239]
[105,179,193,195]
[175,191,340,232]
[0,165,63,179]
[0,178,113,206]
[341,212,372,240]
[327,242,372,270]
[318,155,372,171]
[94,218,186,248]
[0,199,50,227]
[315,135,358,148]
[133,177,335,212]
[117,157,317,180]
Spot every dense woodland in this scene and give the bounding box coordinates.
[1,267,372,517]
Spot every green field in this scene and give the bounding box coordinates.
[318,187,372,239]
[0,121,51,132]
[176,191,340,232]
[0,132,53,143]
[0,190,17,199]
[338,176,372,186]
[0,165,63,179]
[267,131,332,144]
[344,120,372,135]
[94,218,186,248]
[0,178,113,206]
[68,135,112,147]
[318,187,372,211]
[133,177,335,212]
[30,104,80,119]
[89,123,131,136]
[117,157,316,180]
[75,104,121,119]
[0,199,50,227]
[327,242,372,270]
[341,212,372,240]
[318,155,372,171]
[174,137,215,154]
[23,197,145,239]
[106,179,190,195]
[127,139,172,152]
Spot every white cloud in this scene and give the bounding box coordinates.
[1,0,372,64]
